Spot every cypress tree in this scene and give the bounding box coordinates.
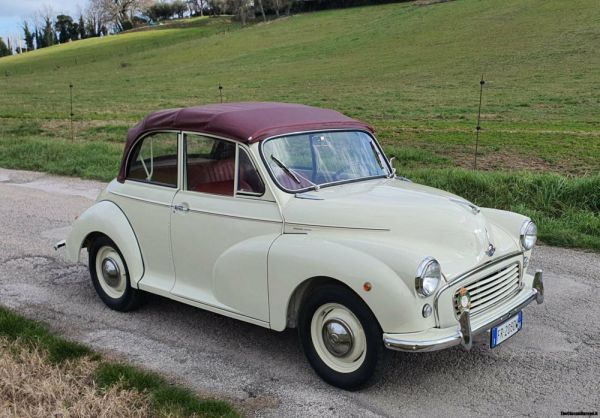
[78,14,86,39]
[43,16,54,47]
[0,37,10,57]
[23,22,35,51]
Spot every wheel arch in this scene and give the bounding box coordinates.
[65,200,145,286]
[268,234,419,333]
[285,276,373,329]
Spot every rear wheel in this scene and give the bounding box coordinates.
[88,236,142,311]
[298,283,387,390]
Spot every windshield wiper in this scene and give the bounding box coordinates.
[270,154,320,191]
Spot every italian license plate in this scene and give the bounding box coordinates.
[490,311,522,348]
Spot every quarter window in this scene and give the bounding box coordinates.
[237,148,265,195]
[127,132,178,187]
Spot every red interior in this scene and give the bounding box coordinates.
[188,160,236,196]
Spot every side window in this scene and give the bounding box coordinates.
[185,134,236,196]
[127,132,178,187]
[237,148,265,195]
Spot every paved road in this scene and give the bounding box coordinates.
[0,167,598,417]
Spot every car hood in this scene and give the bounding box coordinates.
[281,178,520,278]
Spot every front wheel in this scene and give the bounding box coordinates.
[298,284,387,390]
[88,236,142,312]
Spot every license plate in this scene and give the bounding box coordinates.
[490,311,522,348]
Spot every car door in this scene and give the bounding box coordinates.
[169,133,282,323]
[111,131,179,293]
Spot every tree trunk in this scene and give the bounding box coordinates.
[257,0,266,22]
[239,2,246,26]
[285,0,292,16]
[274,0,280,17]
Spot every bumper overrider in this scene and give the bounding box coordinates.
[383,270,544,352]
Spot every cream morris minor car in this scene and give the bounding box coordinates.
[58,102,545,389]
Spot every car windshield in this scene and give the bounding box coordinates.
[262,131,391,192]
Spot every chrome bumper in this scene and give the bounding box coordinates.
[383,270,544,352]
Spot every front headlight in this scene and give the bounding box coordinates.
[415,257,441,297]
[520,220,537,250]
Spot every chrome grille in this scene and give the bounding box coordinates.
[454,262,521,317]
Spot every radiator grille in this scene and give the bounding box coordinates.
[454,262,521,317]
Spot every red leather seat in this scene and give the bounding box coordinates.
[188,159,235,196]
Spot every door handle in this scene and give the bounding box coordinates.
[172,202,189,213]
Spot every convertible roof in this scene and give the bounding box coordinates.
[117,102,373,182]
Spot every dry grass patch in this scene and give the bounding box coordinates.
[0,307,240,418]
[0,338,151,418]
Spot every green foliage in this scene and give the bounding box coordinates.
[96,363,240,418]
[398,168,600,251]
[0,37,11,57]
[0,307,91,363]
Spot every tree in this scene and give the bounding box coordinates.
[86,0,112,36]
[172,0,188,19]
[35,30,43,49]
[105,0,153,32]
[256,0,266,22]
[55,14,75,43]
[42,16,55,47]
[188,0,206,16]
[0,37,11,57]
[78,14,87,39]
[23,22,35,51]
[145,2,174,21]
[6,38,14,55]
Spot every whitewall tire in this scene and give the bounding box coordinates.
[88,236,142,312]
[298,283,387,390]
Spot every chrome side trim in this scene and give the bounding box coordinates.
[433,250,523,326]
[383,287,539,352]
[284,222,390,232]
[186,207,282,224]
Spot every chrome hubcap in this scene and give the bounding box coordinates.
[322,319,354,357]
[101,258,120,288]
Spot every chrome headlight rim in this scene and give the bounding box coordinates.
[415,257,442,298]
[520,220,537,250]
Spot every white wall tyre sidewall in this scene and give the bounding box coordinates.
[310,302,367,374]
[95,245,127,300]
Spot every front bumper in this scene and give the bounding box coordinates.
[383,270,544,352]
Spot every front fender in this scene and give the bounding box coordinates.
[66,200,144,285]
[268,234,432,333]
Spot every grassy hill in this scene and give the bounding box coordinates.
[0,0,598,249]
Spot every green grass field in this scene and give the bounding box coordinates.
[0,0,598,249]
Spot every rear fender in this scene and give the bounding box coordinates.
[66,200,144,285]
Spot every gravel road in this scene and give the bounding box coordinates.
[0,167,598,417]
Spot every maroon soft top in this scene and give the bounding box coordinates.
[117,102,373,182]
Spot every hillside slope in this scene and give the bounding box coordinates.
[0,0,598,250]
[1,0,600,174]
